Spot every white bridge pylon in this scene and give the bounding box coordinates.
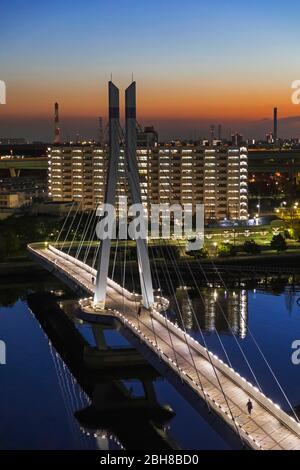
[94,81,154,310]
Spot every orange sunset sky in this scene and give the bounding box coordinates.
[1,0,300,140]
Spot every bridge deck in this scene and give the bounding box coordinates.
[28,244,300,451]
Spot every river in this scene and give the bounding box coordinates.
[0,268,299,450]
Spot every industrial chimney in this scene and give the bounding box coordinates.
[54,102,60,144]
[98,116,103,145]
[273,107,277,143]
[210,124,215,145]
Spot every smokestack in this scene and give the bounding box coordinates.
[273,107,277,143]
[210,124,215,144]
[54,102,60,144]
[98,116,103,145]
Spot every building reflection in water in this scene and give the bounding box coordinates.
[172,288,248,339]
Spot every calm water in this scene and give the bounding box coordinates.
[0,268,300,450]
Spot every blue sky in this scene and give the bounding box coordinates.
[1,0,300,140]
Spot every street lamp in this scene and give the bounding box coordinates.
[256,203,260,218]
[256,196,261,218]
[293,203,298,220]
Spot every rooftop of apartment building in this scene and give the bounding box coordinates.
[48,142,246,152]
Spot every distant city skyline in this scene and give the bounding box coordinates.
[1,0,300,140]
[2,114,300,144]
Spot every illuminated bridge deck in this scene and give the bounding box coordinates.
[28,242,300,451]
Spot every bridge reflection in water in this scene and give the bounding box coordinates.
[27,292,178,450]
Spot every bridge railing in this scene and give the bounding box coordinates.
[48,244,142,302]
[151,308,300,438]
[28,242,142,303]
[103,305,261,449]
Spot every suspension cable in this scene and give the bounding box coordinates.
[157,156,298,419]
[61,201,82,251]
[55,201,75,246]
[83,208,99,265]
[120,149,184,371]
[67,208,85,255]
[142,212,240,433]
[134,143,243,426]
[158,164,263,389]
[75,209,95,260]
[211,258,299,419]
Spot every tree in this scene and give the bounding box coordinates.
[0,214,62,257]
[294,225,300,242]
[243,239,261,254]
[187,246,208,258]
[287,221,300,241]
[217,242,236,257]
[270,234,287,252]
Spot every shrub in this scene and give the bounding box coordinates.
[187,246,208,258]
[270,234,287,252]
[217,242,236,257]
[243,239,261,254]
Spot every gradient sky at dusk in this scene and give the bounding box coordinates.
[1,0,300,141]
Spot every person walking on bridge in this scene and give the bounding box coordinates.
[246,399,253,415]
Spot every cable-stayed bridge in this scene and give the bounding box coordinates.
[28,241,300,450]
[28,81,300,450]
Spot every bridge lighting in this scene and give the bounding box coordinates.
[29,244,300,449]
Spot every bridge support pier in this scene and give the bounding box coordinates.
[143,380,157,404]
[125,82,154,309]
[94,81,154,310]
[94,82,120,309]
[92,324,108,350]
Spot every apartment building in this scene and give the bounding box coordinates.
[48,146,106,210]
[0,192,26,208]
[143,145,248,221]
[48,144,248,222]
